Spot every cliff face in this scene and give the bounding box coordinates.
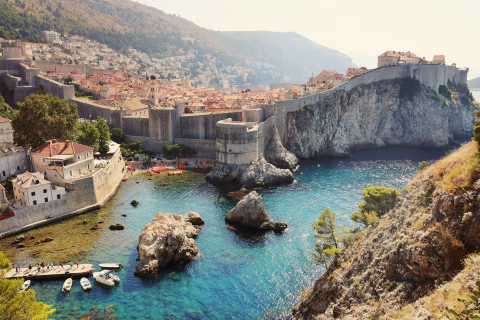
[286,80,476,157]
[292,142,480,319]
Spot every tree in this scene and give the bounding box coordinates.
[163,144,195,157]
[76,121,100,151]
[94,116,110,154]
[351,186,399,228]
[0,252,55,319]
[312,208,341,266]
[12,94,78,148]
[110,127,124,144]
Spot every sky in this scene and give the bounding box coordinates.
[137,0,480,79]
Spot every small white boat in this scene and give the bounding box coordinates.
[62,278,72,293]
[80,277,92,291]
[93,271,115,287]
[99,263,122,269]
[20,280,31,292]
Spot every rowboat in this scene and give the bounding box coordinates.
[62,278,72,293]
[104,270,120,283]
[80,277,92,291]
[99,263,122,269]
[20,280,31,292]
[226,225,238,231]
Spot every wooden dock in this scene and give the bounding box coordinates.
[4,264,95,280]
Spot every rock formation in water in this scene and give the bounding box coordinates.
[225,191,287,232]
[292,142,480,319]
[286,79,476,158]
[134,211,204,278]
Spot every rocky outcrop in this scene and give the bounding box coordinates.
[264,122,299,170]
[206,158,294,188]
[286,80,476,158]
[225,191,287,232]
[292,142,480,320]
[134,211,204,278]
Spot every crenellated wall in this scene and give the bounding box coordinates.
[180,110,242,140]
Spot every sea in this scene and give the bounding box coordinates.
[0,144,467,319]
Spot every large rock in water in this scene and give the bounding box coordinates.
[134,211,204,278]
[225,191,287,232]
[207,158,294,188]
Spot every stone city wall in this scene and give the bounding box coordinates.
[1,73,21,91]
[73,98,124,128]
[174,138,216,159]
[34,62,93,75]
[35,75,75,100]
[124,135,171,153]
[13,86,35,103]
[122,117,149,137]
[0,59,23,76]
[216,119,261,165]
[180,110,242,140]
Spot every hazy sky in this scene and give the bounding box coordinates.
[138,0,480,79]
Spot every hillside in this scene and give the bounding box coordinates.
[468,77,480,90]
[213,31,354,83]
[292,141,480,319]
[0,0,353,84]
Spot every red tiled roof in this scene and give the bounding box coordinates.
[31,140,92,156]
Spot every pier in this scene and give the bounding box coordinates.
[4,264,94,280]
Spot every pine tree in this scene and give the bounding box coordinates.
[312,208,341,266]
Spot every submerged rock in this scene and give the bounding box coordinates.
[131,200,139,207]
[225,191,287,232]
[109,224,124,230]
[134,211,204,278]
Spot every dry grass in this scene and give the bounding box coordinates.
[384,254,480,319]
[419,142,480,194]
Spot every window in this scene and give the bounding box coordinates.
[2,171,5,177]
[86,153,89,157]
[16,166,19,171]
[33,200,37,205]
[31,191,35,196]
[57,194,61,199]
[44,198,48,203]
[70,170,73,176]
[43,158,45,162]
[43,189,47,193]
[77,155,80,160]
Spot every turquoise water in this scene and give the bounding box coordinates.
[10,146,460,319]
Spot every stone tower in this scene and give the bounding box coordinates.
[148,75,159,106]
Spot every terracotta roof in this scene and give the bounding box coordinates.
[378,50,418,58]
[31,140,92,157]
[0,116,9,123]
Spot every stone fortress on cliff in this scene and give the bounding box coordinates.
[0,41,470,165]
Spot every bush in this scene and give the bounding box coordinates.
[422,182,436,206]
[439,85,452,100]
[446,281,480,319]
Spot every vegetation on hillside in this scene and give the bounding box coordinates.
[12,93,78,148]
[0,251,55,319]
[163,144,195,158]
[439,82,475,106]
[312,208,341,267]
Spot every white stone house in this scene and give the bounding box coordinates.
[0,143,28,182]
[31,140,94,186]
[12,171,66,207]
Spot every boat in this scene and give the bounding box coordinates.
[104,270,120,284]
[226,225,238,231]
[62,278,72,293]
[80,277,92,291]
[99,263,122,269]
[93,271,115,287]
[121,177,128,182]
[20,280,31,292]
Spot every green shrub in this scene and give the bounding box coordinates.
[163,144,196,157]
[422,182,436,206]
[446,281,480,319]
[439,85,452,100]
[399,78,421,101]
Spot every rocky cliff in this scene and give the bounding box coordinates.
[286,79,476,157]
[292,142,480,319]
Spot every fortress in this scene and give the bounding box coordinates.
[0,41,470,163]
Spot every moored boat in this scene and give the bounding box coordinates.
[62,278,72,293]
[99,263,122,269]
[226,225,238,231]
[20,280,31,292]
[80,277,92,291]
[93,271,115,287]
[105,270,120,284]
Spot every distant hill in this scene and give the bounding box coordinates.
[0,0,353,84]
[468,77,480,90]
[214,31,354,83]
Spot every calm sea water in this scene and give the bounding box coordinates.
[1,145,462,319]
